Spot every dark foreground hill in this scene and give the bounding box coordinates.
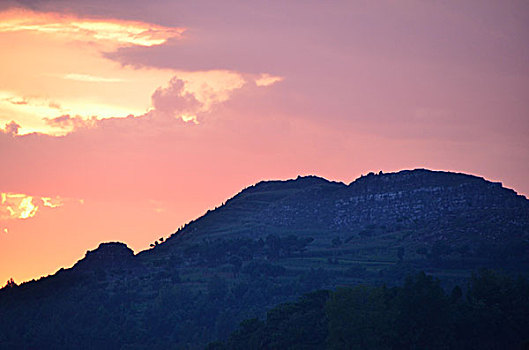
[211,270,529,349]
[0,169,528,349]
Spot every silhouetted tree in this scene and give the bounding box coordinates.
[3,278,16,289]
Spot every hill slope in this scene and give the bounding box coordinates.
[1,169,528,349]
[147,169,529,278]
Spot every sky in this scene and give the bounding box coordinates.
[0,0,528,285]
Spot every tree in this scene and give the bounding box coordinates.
[3,278,16,289]
[463,269,529,349]
[326,286,390,349]
[392,272,453,349]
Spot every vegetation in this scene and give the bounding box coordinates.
[212,270,529,350]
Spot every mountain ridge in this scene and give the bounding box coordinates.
[53,167,528,282]
[2,168,528,349]
[71,168,528,262]
[155,168,527,249]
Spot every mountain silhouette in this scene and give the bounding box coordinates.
[146,169,528,266]
[1,169,528,349]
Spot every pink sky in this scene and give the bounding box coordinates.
[0,0,528,284]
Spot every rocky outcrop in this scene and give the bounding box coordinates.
[75,242,135,271]
[162,169,529,255]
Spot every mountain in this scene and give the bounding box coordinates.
[1,169,528,349]
[146,169,529,275]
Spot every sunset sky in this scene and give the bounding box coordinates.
[1,0,528,285]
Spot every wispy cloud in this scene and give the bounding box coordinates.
[0,90,138,135]
[255,74,283,87]
[0,192,80,221]
[63,73,125,83]
[0,9,185,48]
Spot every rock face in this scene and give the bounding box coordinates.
[256,170,527,239]
[75,242,135,270]
[162,169,528,253]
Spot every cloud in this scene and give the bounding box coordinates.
[255,74,283,87]
[0,192,77,220]
[0,69,267,136]
[0,86,161,136]
[0,8,185,49]
[0,8,187,135]
[0,193,38,220]
[148,77,202,122]
[0,191,80,239]
[6,97,28,105]
[145,71,256,124]
[174,70,248,110]
[0,90,110,135]
[44,114,97,131]
[3,121,20,135]
[41,196,64,208]
[63,74,125,83]
[0,8,265,136]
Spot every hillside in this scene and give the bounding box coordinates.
[146,169,529,280]
[1,169,528,349]
[212,270,529,349]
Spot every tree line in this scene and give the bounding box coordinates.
[209,270,529,350]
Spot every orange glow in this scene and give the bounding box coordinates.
[0,9,257,135]
[0,9,184,48]
[0,9,185,135]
